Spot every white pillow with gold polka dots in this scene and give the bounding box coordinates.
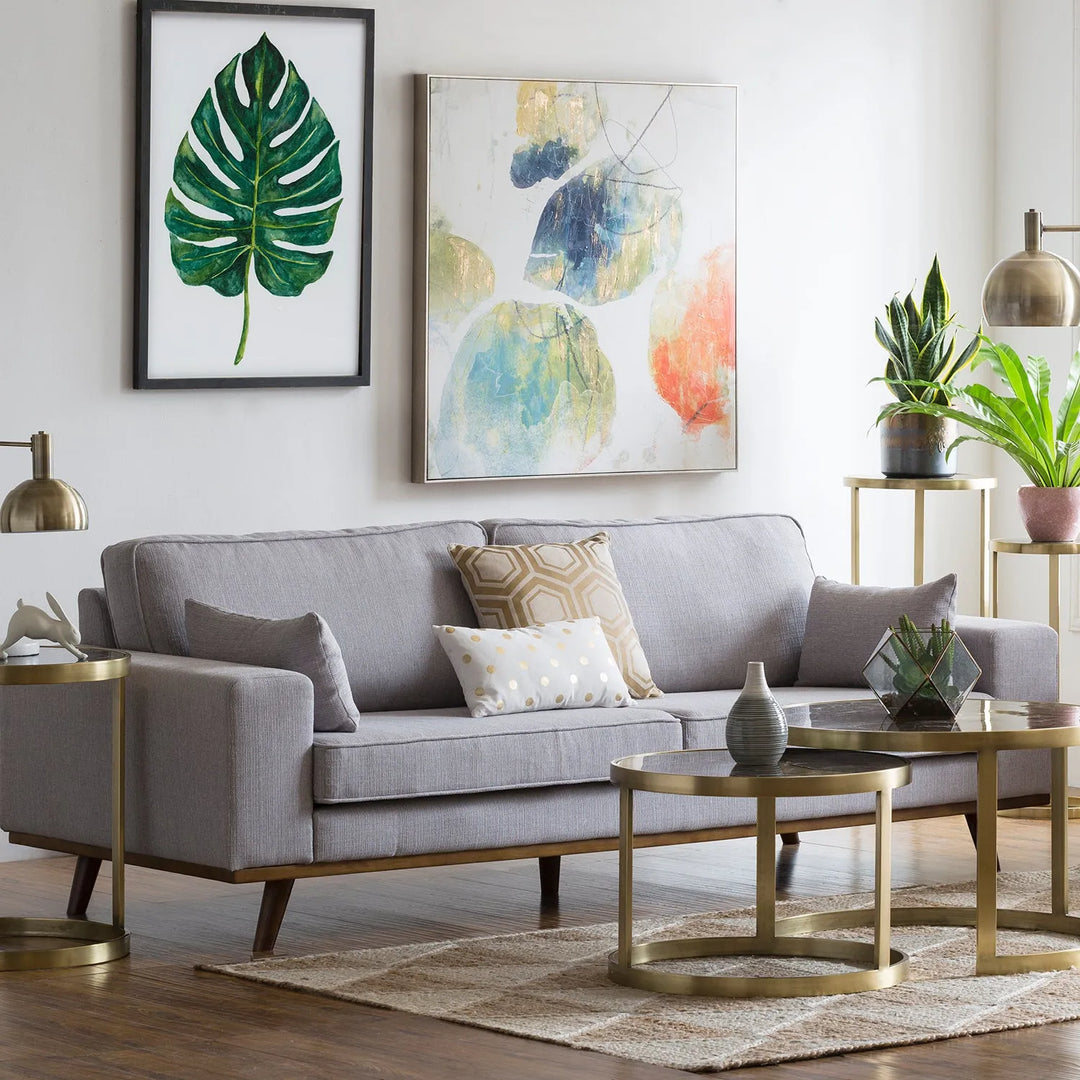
[433,617,632,717]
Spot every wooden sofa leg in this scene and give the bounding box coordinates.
[66,856,102,919]
[780,832,800,846]
[538,855,561,903]
[964,812,1001,872]
[252,879,295,958]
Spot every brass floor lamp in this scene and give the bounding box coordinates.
[0,431,88,534]
[0,431,88,656]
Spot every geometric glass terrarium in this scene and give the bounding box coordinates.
[862,616,981,720]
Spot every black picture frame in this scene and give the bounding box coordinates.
[134,0,374,389]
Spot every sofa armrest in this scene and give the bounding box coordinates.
[0,651,315,872]
[953,615,1058,702]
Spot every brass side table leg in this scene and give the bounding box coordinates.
[112,677,125,930]
[755,796,776,945]
[1052,747,1069,916]
[991,549,999,618]
[1049,554,1061,695]
[874,787,892,969]
[913,488,925,585]
[975,748,999,972]
[1049,553,1061,636]
[617,786,633,967]
[850,486,860,584]
[980,489,991,617]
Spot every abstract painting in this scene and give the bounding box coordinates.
[414,76,737,481]
[135,0,374,389]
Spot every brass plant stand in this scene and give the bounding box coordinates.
[990,536,1080,643]
[989,541,1080,818]
[786,697,1080,975]
[609,747,912,997]
[0,646,130,969]
[845,475,996,615]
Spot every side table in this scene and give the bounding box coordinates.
[608,747,911,997]
[989,540,1080,817]
[845,475,996,615]
[989,538,1080,639]
[0,646,130,969]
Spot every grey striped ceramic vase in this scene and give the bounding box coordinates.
[725,661,788,766]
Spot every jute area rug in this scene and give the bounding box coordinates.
[204,868,1080,1073]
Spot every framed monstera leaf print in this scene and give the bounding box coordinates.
[135,0,373,388]
[413,76,737,482]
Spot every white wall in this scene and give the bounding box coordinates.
[0,0,997,858]
[992,0,1080,706]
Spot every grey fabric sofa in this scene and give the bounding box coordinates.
[0,513,1058,956]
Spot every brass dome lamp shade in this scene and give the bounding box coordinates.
[982,209,1080,326]
[0,432,88,533]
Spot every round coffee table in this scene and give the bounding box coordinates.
[608,747,912,997]
[785,697,1080,975]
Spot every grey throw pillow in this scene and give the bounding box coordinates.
[795,574,958,687]
[185,599,360,733]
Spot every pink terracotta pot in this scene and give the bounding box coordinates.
[1017,485,1080,542]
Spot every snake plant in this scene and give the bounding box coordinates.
[873,255,981,410]
[878,340,1080,487]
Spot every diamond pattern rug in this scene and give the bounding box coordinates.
[203,868,1080,1073]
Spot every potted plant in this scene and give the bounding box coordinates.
[873,256,981,478]
[879,341,1080,541]
[863,614,980,722]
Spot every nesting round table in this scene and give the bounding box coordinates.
[608,746,912,997]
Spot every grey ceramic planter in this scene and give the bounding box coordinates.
[879,413,958,478]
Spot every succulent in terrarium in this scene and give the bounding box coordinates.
[863,614,980,720]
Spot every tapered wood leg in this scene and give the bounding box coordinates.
[252,879,295,958]
[66,855,102,919]
[538,855,561,903]
[780,832,800,846]
[965,812,1001,872]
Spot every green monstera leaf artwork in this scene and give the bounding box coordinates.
[164,33,342,365]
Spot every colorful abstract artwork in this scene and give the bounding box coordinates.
[415,76,736,481]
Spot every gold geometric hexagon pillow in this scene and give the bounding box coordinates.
[447,532,661,698]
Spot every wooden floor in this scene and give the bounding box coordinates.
[2,817,1080,1078]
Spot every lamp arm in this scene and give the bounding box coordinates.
[1,434,54,480]
[1025,209,1080,252]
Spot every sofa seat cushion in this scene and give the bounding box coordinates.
[312,707,682,804]
[660,688,990,752]
[658,688,882,747]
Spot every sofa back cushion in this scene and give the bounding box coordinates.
[101,521,487,712]
[485,515,815,691]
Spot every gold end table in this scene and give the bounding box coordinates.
[845,475,997,615]
[608,747,911,997]
[989,537,1080,641]
[0,646,130,969]
[786,698,1080,975]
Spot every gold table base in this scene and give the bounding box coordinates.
[786,702,1080,976]
[782,906,1080,977]
[609,929,908,998]
[0,917,129,971]
[610,763,911,998]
